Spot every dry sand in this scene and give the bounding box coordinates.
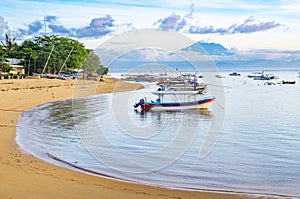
[0,78,254,199]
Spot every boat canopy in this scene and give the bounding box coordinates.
[152,91,200,95]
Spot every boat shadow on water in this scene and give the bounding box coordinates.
[134,108,212,119]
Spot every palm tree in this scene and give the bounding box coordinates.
[1,33,18,58]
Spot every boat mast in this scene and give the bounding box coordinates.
[44,15,47,36]
[58,47,74,74]
[42,44,55,74]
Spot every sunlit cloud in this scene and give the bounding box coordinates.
[0,16,9,39]
[155,13,187,31]
[74,15,115,38]
[13,15,116,39]
[189,17,281,34]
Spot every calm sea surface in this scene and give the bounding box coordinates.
[16,71,300,197]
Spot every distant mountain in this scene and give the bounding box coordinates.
[102,40,300,72]
[181,41,300,70]
[182,42,234,56]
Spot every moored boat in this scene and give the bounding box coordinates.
[248,72,263,78]
[215,74,224,78]
[282,80,296,84]
[134,90,214,111]
[229,72,241,76]
[139,98,214,111]
[253,73,278,80]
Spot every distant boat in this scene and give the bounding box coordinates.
[215,74,224,78]
[45,74,58,79]
[282,80,296,84]
[158,75,206,94]
[168,84,206,93]
[248,72,263,78]
[229,72,241,76]
[264,82,276,86]
[253,72,278,80]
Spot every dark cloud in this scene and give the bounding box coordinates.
[13,15,115,39]
[189,17,281,34]
[45,15,58,23]
[230,20,280,33]
[45,15,70,35]
[74,15,114,38]
[156,13,187,31]
[18,20,43,36]
[48,24,70,34]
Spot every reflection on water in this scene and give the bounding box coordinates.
[133,109,212,127]
[16,71,300,197]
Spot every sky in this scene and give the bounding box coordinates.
[1,0,300,52]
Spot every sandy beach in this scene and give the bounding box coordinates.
[0,78,254,199]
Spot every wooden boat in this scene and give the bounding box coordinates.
[282,80,296,84]
[215,74,224,78]
[253,73,278,80]
[168,85,206,93]
[157,76,206,93]
[229,72,241,76]
[248,72,263,78]
[134,90,214,111]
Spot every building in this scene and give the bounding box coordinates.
[7,58,25,75]
[10,64,25,75]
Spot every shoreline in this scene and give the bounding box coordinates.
[1,78,256,199]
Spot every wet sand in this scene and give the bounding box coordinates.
[0,78,254,199]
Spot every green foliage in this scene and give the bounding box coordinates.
[1,35,89,75]
[29,35,89,74]
[0,62,12,72]
[82,50,108,77]
[96,65,108,75]
[1,33,19,58]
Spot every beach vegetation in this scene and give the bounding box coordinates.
[0,62,13,73]
[18,35,89,74]
[1,35,97,76]
[0,33,19,58]
[82,50,108,77]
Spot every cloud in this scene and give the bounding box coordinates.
[18,20,43,36]
[185,3,195,18]
[155,13,187,31]
[45,15,58,23]
[13,15,115,39]
[48,24,70,34]
[230,20,281,34]
[0,16,9,39]
[188,17,281,34]
[74,15,114,38]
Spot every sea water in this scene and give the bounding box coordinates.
[16,71,300,197]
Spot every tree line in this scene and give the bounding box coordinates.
[0,34,108,76]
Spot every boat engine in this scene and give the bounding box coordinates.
[133,98,145,108]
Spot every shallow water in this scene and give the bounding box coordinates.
[17,71,300,197]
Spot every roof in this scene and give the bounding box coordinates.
[10,65,24,68]
[7,58,23,65]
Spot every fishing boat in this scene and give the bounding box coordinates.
[158,75,207,93]
[229,72,241,76]
[134,90,214,111]
[282,80,296,84]
[248,70,278,80]
[248,72,263,78]
[253,73,278,80]
[215,74,224,78]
